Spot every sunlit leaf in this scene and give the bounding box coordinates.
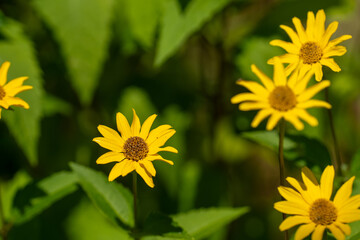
[12,171,78,224]
[33,0,115,105]
[172,207,249,239]
[123,0,163,48]
[69,162,134,227]
[65,198,132,240]
[0,18,44,166]
[155,0,230,66]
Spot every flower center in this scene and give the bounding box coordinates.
[299,42,323,64]
[123,136,149,161]
[309,199,337,226]
[0,86,5,100]
[268,86,297,111]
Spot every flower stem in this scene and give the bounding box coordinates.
[278,119,288,240]
[325,88,343,176]
[132,172,138,240]
[0,180,8,240]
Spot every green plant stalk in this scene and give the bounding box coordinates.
[132,172,138,240]
[278,119,288,240]
[325,88,343,176]
[0,180,8,240]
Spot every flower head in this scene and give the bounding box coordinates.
[0,61,33,118]
[268,9,352,81]
[93,109,177,188]
[231,58,331,130]
[274,166,360,240]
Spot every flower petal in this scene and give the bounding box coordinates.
[108,160,129,181]
[156,146,178,153]
[320,21,339,48]
[3,85,33,97]
[280,24,301,47]
[306,11,316,41]
[139,114,157,139]
[279,216,311,231]
[146,154,174,165]
[131,109,141,136]
[312,63,323,82]
[323,46,347,58]
[314,9,325,40]
[0,61,10,85]
[334,176,355,208]
[237,80,269,97]
[320,58,341,72]
[296,100,331,109]
[337,210,360,223]
[273,58,287,86]
[292,17,308,43]
[297,80,330,102]
[319,165,335,200]
[334,222,351,236]
[97,125,124,145]
[140,160,156,177]
[274,201,308,215]
[6,97,30,109]
[251,108,273,128]
[231,93,263,104]
[284,112,304,130]
[311,225,326,240]
[293,108,318,127]
[266,111,283,130]
[294,223,316,240]
[270,40,299,54]
[327,224,345,240]
[278,186,309,206]
[96,152,125,164]
[93,137,122,152]
[324,35,352,50]
[136,164,154,188]
[121,160,136,177]
[239,102,270,111]
[116,112,132,139]
[251,64,275,91]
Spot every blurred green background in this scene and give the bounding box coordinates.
[0,0,359,239]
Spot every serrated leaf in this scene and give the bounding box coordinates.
[124,0,163,48]
[155,0,230,66]
[33,0,115,105]
[12,171,78,224]
[172,207,249,239]
[69,162,134,227]
[0,19,44,166]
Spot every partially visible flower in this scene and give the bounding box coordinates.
[268,9,352,81]
[93,109,177,188]
[0,61,33,118]
[274,166,360,240]
[231,58,331,130]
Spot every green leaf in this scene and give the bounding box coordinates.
[0,18,44,166]
[65,198,132,240]
[123,0,163,48]
[12,171,78,224]
[69,162,134,227]
[241,130,296,151]
[172,207,249,239]
[42,93,72,117]
[33,0,115,105]
[155,0,230,66]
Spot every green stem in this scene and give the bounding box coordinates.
[0,181,8,240]
[132,172,138,240]
[278,119,288,240]
[325,88,343,176]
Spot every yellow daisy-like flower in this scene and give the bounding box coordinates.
[0,61,33,119]
[231,58,331,130]
[274,166,360,240]
[268,9,352,81]
[93,109,177,188]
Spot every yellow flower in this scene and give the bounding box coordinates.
[231,58,331,130]
[0,61,33,118]
[268,9,352,81]
[93,109,177,188]
[274,166,360,240]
